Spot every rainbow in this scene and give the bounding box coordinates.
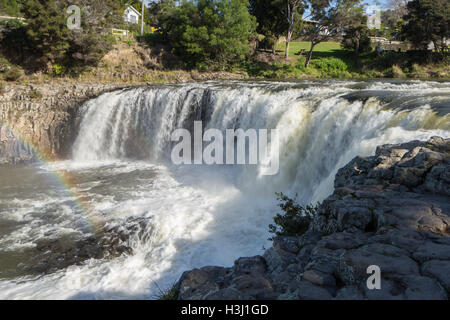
[0,121,104,237]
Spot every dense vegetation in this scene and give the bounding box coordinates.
[0,0,448,81]
[0,0,122,74]
[153,0,257,70]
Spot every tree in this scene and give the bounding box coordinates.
[381,9,405,40]
[156,0,257,69]
[21,0,71,64]
[387,0,409,21]
[249,0,305,56]
[402,0,449,53]
[1,0,123,72]
[281,0,305,59]
[303,0,361,68]
[341,4,371,60]
[249,0,288,53]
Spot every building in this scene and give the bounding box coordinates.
[124,5,141,25]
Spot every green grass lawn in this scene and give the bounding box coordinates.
[275,41,343,59]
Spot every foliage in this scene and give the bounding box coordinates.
[21,0,71,63]
[156,0,257,70]
[250,0,304,56]
[302,0,363,67]
[0,0,20,16]
[249,0,289,42]
[52,64,67,76]
[342,26,371,55]
[0,81,5,94]
[0,19,29,63]
[258,34,278,52]
[269,192,319,239]
[402,0,450,53]
[154,283,179,300]
[312,57,348,75]
[0,0,121,73]
[381,9,405,40]
[341,7,372,57]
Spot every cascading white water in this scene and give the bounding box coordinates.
[73,80,450,201]
[0,80,449,299]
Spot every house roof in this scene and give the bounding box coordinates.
[126,5,141,16]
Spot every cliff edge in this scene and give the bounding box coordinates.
[0,82,126,164]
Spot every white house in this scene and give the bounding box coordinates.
[124,5,141,25]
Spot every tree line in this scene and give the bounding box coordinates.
[0,0,448,74]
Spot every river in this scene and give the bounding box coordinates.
[0,80,449,299]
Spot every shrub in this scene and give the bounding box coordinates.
[4,66,22,81]
[0,81,5,94]
[311,57,348,76]
[268,192,319,240]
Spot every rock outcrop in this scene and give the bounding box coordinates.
[0,82,126,164]
[177,137,450,300]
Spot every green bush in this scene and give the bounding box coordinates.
[268,192,319,240]
[311,57,348,76]
[4,66,22,81]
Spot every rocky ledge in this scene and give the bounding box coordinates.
[0,81,127,164]
[177,137,450,300]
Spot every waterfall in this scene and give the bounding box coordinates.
[72,80,450,203]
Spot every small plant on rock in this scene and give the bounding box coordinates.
[154,282,179,300]
[269,192,319,240]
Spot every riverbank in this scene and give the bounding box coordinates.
[176,137,450,300]
[1,42,449,89]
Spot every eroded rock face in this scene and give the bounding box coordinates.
[0,82,126,164]
[177,137,450,300]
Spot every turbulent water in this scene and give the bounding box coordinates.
[0,80,449,299]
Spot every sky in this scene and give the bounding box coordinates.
[367,0,390,9]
